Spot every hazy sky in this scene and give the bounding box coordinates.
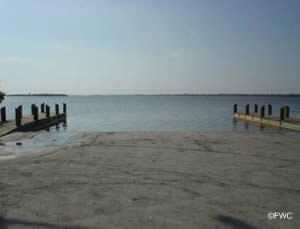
[0,0,299,94]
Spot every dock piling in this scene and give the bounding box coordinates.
[233,104,238,114]
[15,107,22,127]
[63,103,67,114]
[285,106,290,119]
[254,104,258,113]
[280,107,285,122]
[33,105,39,121]
[245,104,250,115]
[260,106,265,119]
[233,103,299,131]
[268,104,272,116]
[1,103,68,136]
[41,103,45,113]
[55,104,59,115]
[1,107,6,122]
[31,104,35,115]
[46,105,50,118]
[18,106,23,118]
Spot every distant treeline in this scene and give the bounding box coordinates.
[132,94,300,97]
[169,94,300,97]
[87,94,300,97]
[7,94,68,97]
[5,93,300,97]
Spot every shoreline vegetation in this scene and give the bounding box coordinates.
[6,93,300,97]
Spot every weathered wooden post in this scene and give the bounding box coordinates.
[15,107,22,127]
[15,108,19,126]
[31,104,36,115]
[260,106,265,119]
[33,106,39,121]
[268,104,272,115]
[55,104,59,115]
[18,105,23,118]
[280,107,285,122]
[245,104,250,115]
[41,103,45,113]
[63,103,67,114]
[285,106,290,119]
[233,104,238,114]
[254,104,258,113]
[46,105,50,118]
[1,107,6,122]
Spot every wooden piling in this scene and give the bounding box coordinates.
[31,104,35,115]
[1,107,6,122]
[254,104,258,113]
[260,106,265,119]
[18,105,23,118]
[285,106,290,119]
[1,104,68,136]
[280,107,285,122]
[33,105,39,121]
[233,104,238,114]
[245,104,250,115]
[268,104,272,116]
[46,105,50,118]
[15,107,22,127]
[41,103,45,113]
[233,104,300,131]
[55,104,59,115]
[63,103,67,114]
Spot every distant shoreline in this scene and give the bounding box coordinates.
[6,93,300,97]
[65,93,300,97]
[7,94,68,97]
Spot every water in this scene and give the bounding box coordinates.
[2,95,300,133]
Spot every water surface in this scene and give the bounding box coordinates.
[2,95,300,132]
[1,95,299,152]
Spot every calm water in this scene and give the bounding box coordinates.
[2,95,300,133]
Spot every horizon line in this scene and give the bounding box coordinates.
[6,93,300,97]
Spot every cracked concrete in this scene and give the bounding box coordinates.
[0,131,299,229]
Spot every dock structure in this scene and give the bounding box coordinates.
[0,103,67,137]
[233,104,300,131]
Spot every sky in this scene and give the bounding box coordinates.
[0,0,300,95]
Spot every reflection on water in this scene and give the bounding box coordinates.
[0,122,75,157]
